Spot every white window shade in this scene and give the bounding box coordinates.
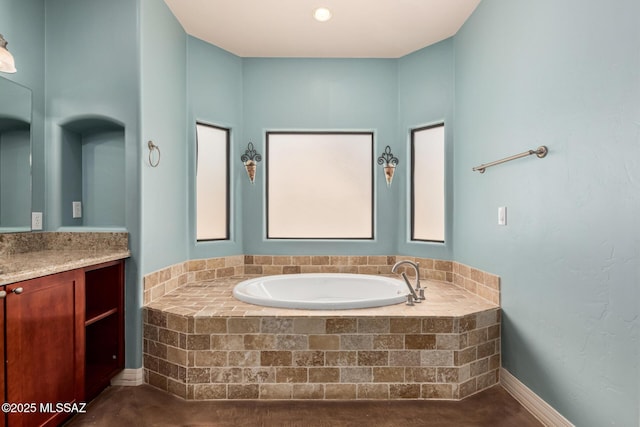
[412,124,445,242]
[196,123,229,241]
[267,132,373,239]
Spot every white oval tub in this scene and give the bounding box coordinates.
[232,273,408,310]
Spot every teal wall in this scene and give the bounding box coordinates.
[397,39,454,260]
[185,39,456,259]
[138,0,188,367]
[81,130,126,227]
[58,123,126,228]
[139,0,187,275]
[45,0,138,231]
[59,128,82,227]
[453,1,639,425]
[242,58,400,255]
[187,36,243,259]
[44,0,142,367]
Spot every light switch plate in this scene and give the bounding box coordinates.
[73,201,82,218]
[32,212,43,230]
[498,206,507,226]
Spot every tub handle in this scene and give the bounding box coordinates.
[406,294,415,306]
[401,272,421,304]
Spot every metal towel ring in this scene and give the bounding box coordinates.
[148,140,160,167]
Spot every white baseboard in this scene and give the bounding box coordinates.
[500,368,574,427]
[110,368,144,386]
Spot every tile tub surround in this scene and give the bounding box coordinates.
[452,262,500,306]
[143,277,500,401]
[144,255,500,305]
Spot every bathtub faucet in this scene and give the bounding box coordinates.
[392,260,425,305]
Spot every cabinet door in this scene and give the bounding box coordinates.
[6,270,85,427]
[0,286,4,427]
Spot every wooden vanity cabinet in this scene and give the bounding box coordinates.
[0,286,4,427]
[1,259,125,427]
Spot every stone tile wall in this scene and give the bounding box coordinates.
[143,255,244,304]
[143,308,500,401]
[452,262,500,305]
[143,255,466,305]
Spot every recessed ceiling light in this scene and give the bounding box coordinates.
[314,7,332,22]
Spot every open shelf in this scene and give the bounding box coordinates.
[84,260,124,401]
[85,308,118,327]
[85,314,121,400]
[85,262,122,321]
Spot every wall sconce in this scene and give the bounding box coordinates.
[0,34,17,73]
[240,142,262,183]
[377,145,399,187]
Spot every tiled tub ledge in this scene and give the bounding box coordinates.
[143,276,501,401]
[143,255,501,306]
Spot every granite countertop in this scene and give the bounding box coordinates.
[0,249,131,285]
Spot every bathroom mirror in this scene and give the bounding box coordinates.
[266,132,374,239]
[0,76,32,232]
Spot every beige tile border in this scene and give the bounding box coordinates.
[143,255,500,306]
[144,255,244,304]
[452,262,500,305]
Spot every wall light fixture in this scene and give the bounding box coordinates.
[241,142,262,183]
[378,145,399,187]
[0,34,17,73]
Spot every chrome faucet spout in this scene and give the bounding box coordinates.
[392,260,425,301]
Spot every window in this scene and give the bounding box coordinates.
[195,123,229,241]
[266,132,374,239]
[411,124,445,242]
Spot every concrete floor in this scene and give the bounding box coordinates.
[64,384,543,426]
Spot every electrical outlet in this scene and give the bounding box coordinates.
[72,201,82,218]
[32,212,43,230]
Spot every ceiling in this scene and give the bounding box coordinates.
[163,0,481,58]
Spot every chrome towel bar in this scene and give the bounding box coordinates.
[472,146,548,173]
